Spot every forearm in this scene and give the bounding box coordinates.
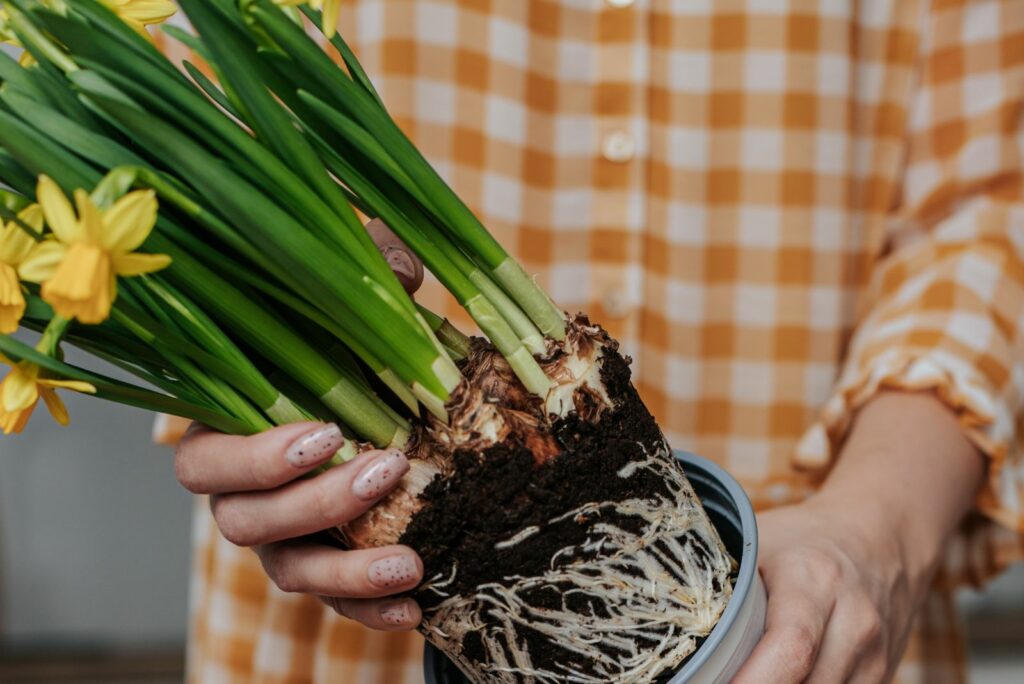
[814,390,985,583]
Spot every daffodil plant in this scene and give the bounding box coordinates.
[0,0,562,440]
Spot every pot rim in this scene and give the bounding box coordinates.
[667,450,759,682]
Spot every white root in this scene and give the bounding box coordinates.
[421,443,735,683]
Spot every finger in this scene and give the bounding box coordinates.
[733,570,836,684]
[211,448,409,546]
[365,217,423,294]
[258,540,423,599]
[847,655,889,684]
[807,596,882,684]
[322,596,422,631]
[176,422,344,495]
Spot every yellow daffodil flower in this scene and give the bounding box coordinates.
[275,0,341,39]
[100,0,177,35]
[0,353,95,434]
[0,204,45,333]
[23,175,171,325]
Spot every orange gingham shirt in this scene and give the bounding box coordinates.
[153,0,1024,681]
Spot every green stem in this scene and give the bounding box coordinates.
[0,334,255,435]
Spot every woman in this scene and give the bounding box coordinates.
[160,1,1024,681]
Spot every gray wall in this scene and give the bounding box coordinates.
[0,345,192,647]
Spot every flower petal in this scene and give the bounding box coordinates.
[0,264,25,334]
[0,205,44,265]
[18,204,45,233]
[0,403,33,434]
[37,176,83,244]
[17,240,68,283]
[113,251,172,276]
[74,189,103,244]
[38,378,97,394]
[2,368,39,412]
[102,189,157,253]
[40,387,70,426]
[322,0,341,38]
[41,244,115,324]
[113,0,177,24]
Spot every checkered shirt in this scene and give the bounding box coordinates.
[152,0,1024,681]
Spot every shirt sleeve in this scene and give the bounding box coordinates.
[794,0,1024,578]
[153,413,192,445]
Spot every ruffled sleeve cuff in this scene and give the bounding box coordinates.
[794,348,1020,533]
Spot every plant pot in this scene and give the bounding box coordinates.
[422,450,766,684]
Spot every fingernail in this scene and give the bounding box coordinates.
[380,600,416,626]
[352,449,409,500]
[383,246,416,281]
[285,424,344,467]
[368,554,420,589]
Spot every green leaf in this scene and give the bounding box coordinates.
[0,333,255,435]
[299,4,384,107]
[1,90,148,171]
[0,151,37,196]
[183,62,243,121]
[78,87,447,398]
[0,109,99,189]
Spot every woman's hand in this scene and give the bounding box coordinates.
[173,220,426,631]
[734,495,917,683]
[735,391,985,683]
[176,423,424,630]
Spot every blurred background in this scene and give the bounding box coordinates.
[1,354,1023,683]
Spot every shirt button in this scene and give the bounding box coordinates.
[602,290,632,318]
[601,131,636,163]
[606,0,635,7]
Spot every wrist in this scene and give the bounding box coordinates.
[814,391,984,588]
[807,484,938,595]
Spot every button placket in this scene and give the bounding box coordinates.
[592,0,646,344]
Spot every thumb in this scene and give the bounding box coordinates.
[365,217,424,294]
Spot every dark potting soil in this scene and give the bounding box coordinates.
[398,345,695,680]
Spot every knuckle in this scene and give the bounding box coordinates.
[311,476,347,527]
[328,556,360,597]
[852,599,883,645]
[244,443,279,490]
[211,496,254,547]
[259,547,298,593]
[797,547,843,589]
[174,448,203,493]
[272,564,303,594]
[782,626,818,675]
[324,596,352,618]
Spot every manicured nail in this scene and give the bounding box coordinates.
[285,424,343,468]
[368,554,420,589]
[380,600,416,626]
[383,246,416,281]
[352,449,409,500]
